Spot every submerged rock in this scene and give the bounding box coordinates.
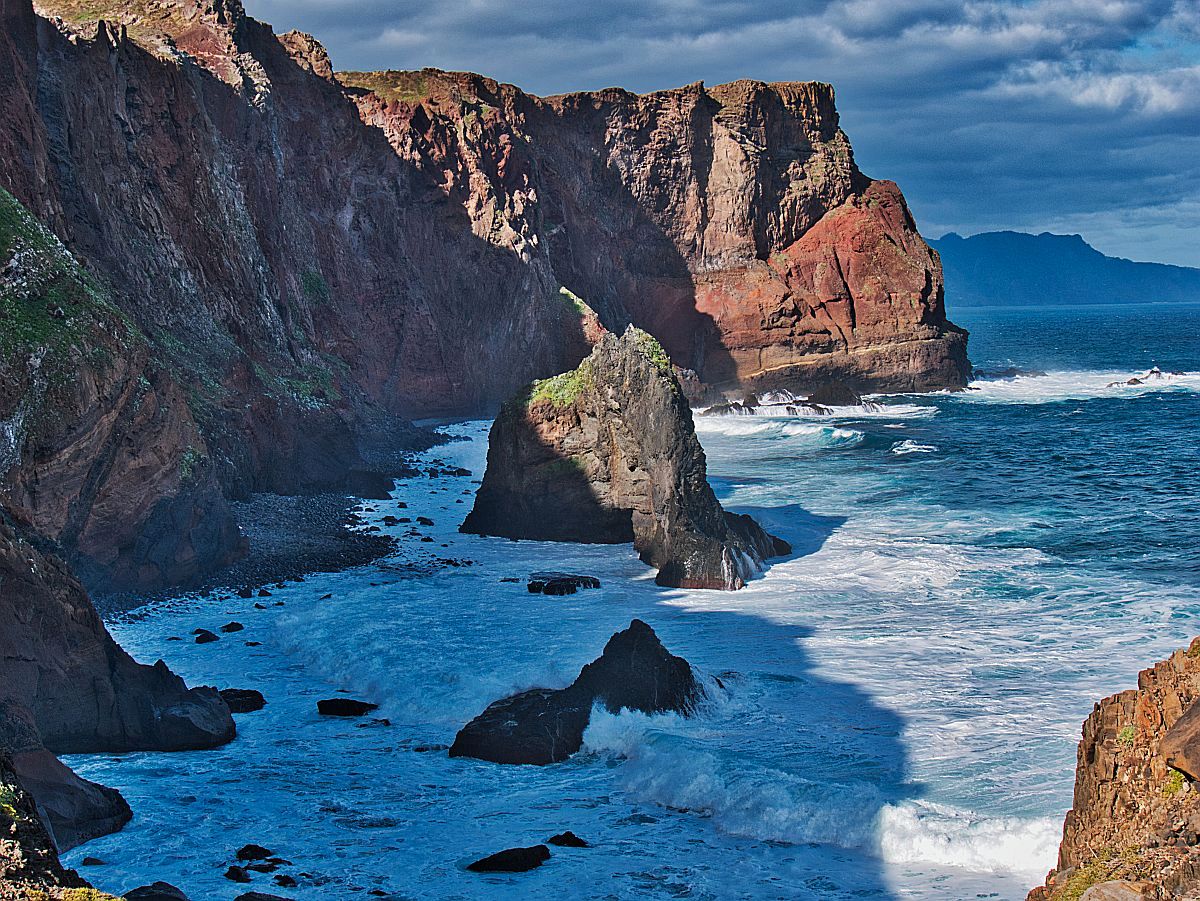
[527,573,601,595]
[236,843,274,861]
[466,845,551,873]
[220,690,266,714]
[317,699,379,717]
[547,831,589,848]
[462,328,789,590]
[124,884,190,901]
[449,620,701,765]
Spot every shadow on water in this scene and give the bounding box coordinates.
[571,583,912,899]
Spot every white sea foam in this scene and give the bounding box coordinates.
[963,368,1199,404]
[693,417,866,448]
[879,802,1060,877]
[890,439,938,455]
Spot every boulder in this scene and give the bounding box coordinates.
[1079,881,1155,900]
[220,622,245,633]
[220,690,267,714]
[236,843,274,861]
[124,883,191,901]
[527,573,601,595]
[466,845,551,873]
[450,619,701,764]
[547,831,589,848]
[462,328,789,589]
[317,699,379,717]
[806,382,861,406]
[1160,699,1200,780]
[194,630,220,644]
[224,865,252,883]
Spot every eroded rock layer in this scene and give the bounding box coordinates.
[1030,638,1200,900]
[462,327,789,589]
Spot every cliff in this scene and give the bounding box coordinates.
[462,327,789,589]
[1030,638,1200,900]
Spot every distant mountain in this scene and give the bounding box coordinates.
[931,231,1200,306]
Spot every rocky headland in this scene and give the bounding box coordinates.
[0,0,967,892]
[1030,638,1200,900]
[462,327,790,589]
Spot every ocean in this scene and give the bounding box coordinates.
[63,301,1200,900]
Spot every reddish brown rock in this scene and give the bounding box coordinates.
[1030,638,1200,899]
[462,328,789,589]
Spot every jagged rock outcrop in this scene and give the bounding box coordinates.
[462,327,790,589]
[0,751,118,900]
[1029,638,1200,900]
[0,700,130,852]
[450,619,702,764]
[0,514,235,754]
[1,0,962,593]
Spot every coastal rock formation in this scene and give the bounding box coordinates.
[0,752,118,900]
[450,619,702,765]
[462,328,790,589]
[1029,638,1200,900]
[0,515,235,754]
[2,0,962,594]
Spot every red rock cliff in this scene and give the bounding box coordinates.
[1030,639,1200,900]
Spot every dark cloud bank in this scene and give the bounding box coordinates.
[244,0,1200,267]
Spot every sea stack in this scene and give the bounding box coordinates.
[450,619,703,765]
[461,327,790,590]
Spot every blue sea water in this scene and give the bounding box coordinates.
[63,302,1200,900]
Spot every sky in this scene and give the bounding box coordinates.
[243,0,1200,268]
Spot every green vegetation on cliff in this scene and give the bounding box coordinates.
[0,188,138,372]
[526,360,594,409]
[629,326,672,375]
[338,70,430,104]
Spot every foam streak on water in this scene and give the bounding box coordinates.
[61,303,1200,900]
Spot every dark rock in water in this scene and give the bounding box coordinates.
[806,382,861,406]
[317,698,379,717]
[237,844,273,862]
[124,882,191,900]
[225,865,252,883]
[195,630,219,644]
[246,861,278,873]
[466,845,551,873]
[81,856,105,866]
[238,587,254,598]
[416,516,435,526]
[273,874,299,888]
[462,328,788,589]
[450,619,701,765]
[258,589,272,597]
[528,573,601,595]
[699,399,753,416]
[254,602,267,610]
[547,831,589,847]
[220,621,245,633]
[235,894,291,901]
[221,690,266,714]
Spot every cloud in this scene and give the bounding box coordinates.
[243,0,1200,266]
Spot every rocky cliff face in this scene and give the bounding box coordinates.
[1030,638,1200,900]
[344,69,969,397]
[462,327,789,589]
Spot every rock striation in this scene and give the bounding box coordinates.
[462,327,790,589]
[1029,638,1200,900]
[450,619,702,765]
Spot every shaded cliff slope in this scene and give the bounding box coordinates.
[463,327,789,590]
[1030,638,1200,900]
